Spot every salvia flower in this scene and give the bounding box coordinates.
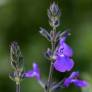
[54,35,74,72]
[24,63,40,80]
[64,72,88,87]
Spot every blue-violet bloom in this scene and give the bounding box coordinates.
[64,72,88,87]
[59,36,73,57]
[54,36,74,72]
[24,63,40,80]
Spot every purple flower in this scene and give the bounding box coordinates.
[59,37,73,57]
[54,36,74,72]
[64,72,88,87]
[54,55,74,72]
[24,63,40,80]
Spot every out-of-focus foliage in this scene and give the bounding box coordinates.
[0,0,92,92]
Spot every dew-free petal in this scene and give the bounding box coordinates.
[63,43,73,57]
[71,79,88,87]
[24,70,34,77]
[57,43,73,57]
[59,37,73,57]
[24,63,40,80]
[54,55,74,72]
[64,72,88,88]
[33,63,39,73]
[69,72,79,79]
[64,78,72,87]
[33,63,40,80]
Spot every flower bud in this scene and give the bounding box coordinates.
[10,41,24,72]
[47,2,61,28]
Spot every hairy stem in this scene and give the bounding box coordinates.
[51,79,64,91]
[46,27,56,92]
[16,83,20,92]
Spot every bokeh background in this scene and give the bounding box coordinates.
[0,0,92,92]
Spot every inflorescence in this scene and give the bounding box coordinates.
[9,2,88,92]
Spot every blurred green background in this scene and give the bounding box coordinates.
[0,0,92,92]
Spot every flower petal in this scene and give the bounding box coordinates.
[24,63,40,80]
[69,72,79,79]
[64,78,72,87]
[71,79,88,87]
[63,43,73,57]
[54,55,74,72]
[24,70,34,77]
[59,37,73,57]
[33,63,40,80]
[33,63,39,72]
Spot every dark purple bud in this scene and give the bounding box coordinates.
[49,17,60,28]
[47,2,61,28]
[39,27,51,41]
[59,30,71,39]
[44,48,52,59]
[48,2,61,17]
